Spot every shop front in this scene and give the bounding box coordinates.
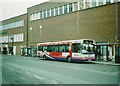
[95,42,113,61]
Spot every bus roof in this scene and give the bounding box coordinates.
[37,39,95,46]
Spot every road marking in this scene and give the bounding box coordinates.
[25,71,45,80]
[25,71,32,75]
[51,80,58,84]
[34,75,44,80]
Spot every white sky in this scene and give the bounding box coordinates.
[0,0,49,21]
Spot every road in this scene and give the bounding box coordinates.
[1,55,119,84]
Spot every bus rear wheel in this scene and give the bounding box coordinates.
[66,56,72,62]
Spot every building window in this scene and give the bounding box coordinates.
[85,0,90,9]
[42,11,44,19]
[44,10,47,18]
[15,22,17,28]
[74,2,78,11]
[55,7,59,16]
[30,14,32,21]
[31,14,34,21]
[18,21,20,27]
[79,0,84,10]
[40,11,42,19]
[64,5,67,14]
[59,6,63,15]
[20,20,23,27]
[51,8,54,17]
[47,9,50,17]
[21,34,24,41]
[92,0,97,7]
[14,35,17,42]
[22,20,24,27]
[106,0,111,4]
[111,0,120,3]
[69,3,73,13]
[0,25,2,30]
[33,13,35,20]
[36,12,40,19]
[2,36,8,43]
[98,0,103,6]
[0,37,1,43]
[34,13,37,20]
[8,33,24,42]
[16,21,18,27]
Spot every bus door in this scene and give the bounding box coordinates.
[72,43,81,58]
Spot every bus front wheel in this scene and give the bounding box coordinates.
[66,56,72,62]
[43,55,46,60]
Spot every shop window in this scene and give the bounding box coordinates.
[92,0,96,7]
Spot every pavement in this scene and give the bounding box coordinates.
[90,59,120,66]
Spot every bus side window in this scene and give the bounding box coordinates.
[59,45,63,52]
[47,45,52,52]
[43,46,47,52]
[53,45,59,52]
[65,44,69,52]
[38,46,43,51]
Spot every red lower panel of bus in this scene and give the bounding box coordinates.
[49,52,62,58]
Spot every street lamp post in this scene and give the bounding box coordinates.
[115,1,120,63]
[11,37,14,55]
[115,1,119,41]
[30,27,33,43]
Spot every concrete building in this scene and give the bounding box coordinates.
[0,0,120,60]
[0,14,27,55]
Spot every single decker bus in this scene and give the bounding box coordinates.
[37,39,96,62]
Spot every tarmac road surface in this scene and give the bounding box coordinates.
[1,55,119,84]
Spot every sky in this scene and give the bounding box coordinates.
[0,0,49,21]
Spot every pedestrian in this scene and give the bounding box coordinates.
[94,48,97,61]
[97,49,101,61]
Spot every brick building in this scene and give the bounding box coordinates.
[0,0,120,60]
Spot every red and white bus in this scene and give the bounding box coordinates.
[37,39,96,62]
